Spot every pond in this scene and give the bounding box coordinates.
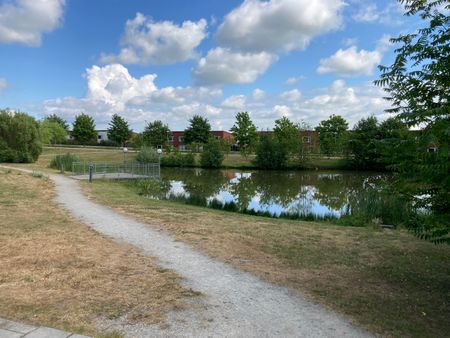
[154,168,392,219]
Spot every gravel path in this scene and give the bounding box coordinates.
[49,174,371,338]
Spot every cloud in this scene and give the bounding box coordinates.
[221,95,246,109]
[0,78,6,91]
[42,64,225,129]
[193,47,277,85]
[352,1,404,25]
[317,45,382,76]
[0,0,65,46]
[252,88,266,101]
[216,0,344,53]
[280,89,301,102]
[285,76,306,85]
[100,13,207,65]
[41,65,392,131]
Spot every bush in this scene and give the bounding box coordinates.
[49,153,80,171]
[254,134,288,169]
[160,151,196,167]
[136,146,159,163]
[98,140,119,147]
[0,109,42,163]
[200,138,224,168]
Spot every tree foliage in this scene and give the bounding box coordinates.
[231,111,258,155]
[142,120,170,148]
[0,109,42,163]
[315,114,348,157]
[72,113,96,145]
[44,114,69,132]
[107,114,132,146]
[374,0,450,243]
[200,138,224,168]
[273,116,300,156]
[183,115,211,146]
[39,120,67,144]
[254,134,288,169]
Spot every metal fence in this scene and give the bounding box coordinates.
[71,161,160,180]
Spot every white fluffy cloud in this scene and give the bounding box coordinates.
[317,46,382,76]
[100,13,207,65]
[285,76,306,85]
[216,0,344,53]
[280,89,301,102]
[41,65,391,131]
[0,78,6,91]
[221,95,246,109]
[193,47,277,85]
[0,0,65,46]
[352,1,404,25]
[252,88,266,101]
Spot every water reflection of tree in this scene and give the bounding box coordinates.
[161,168,228,197]
[228,174,257,210]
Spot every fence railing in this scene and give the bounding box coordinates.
[71,161,160,179]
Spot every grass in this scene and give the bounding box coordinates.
[82,179,450,338]
[0,170,194,336]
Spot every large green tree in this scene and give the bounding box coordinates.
[72,113,96,145]
[254,133,288,169]
[273,116,300,156]
[44,114,69,132]
[230,111,258,155]
[347,116,381,170]
[375,0,450,243]
[39,120,67,144]
[142,120,170,148]
[315,114,348,157]
[183,115,211,146]
[107,114,132,146]
[0,109,42,163]
[200,138,225,168]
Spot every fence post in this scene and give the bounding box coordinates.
[89,164,94,183]
[60,163,64,173]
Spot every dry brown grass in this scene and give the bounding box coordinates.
[83,179,450,338]
[0,170,192,336]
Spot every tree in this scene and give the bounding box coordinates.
[347,116,381,170]
[142,120,170,148]
[72,113,96,145]
[183,115,211,146]
[0,109,42,163]
[315,115,348,157]
[254,133,288,169]
[374,0,450,243]
[107,114,132,146]
[44,114,69,132]
[230,112,258,156]
[200,138,224,168]
[273,116,300,157]
[39,120,67,144]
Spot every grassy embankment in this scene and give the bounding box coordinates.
[0,169,196,337]
[82,178,450,338]
[41,145,348,170]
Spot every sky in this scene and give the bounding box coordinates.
[0,0,424,131]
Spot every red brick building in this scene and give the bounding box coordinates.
[169,130,234,151]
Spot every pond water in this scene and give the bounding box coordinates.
[157,168,390,218]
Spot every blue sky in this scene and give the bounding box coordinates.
[0,0,421,131]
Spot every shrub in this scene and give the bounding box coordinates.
[136,146,159,163]
[0,109,42,163]
[254,134,288,169]
[161,151,196,167]
[200,138,224,168]
[49,153,80,171]
[98,140,119,147]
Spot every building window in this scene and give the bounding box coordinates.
[169,136,174,142]
[215,136,221,140]
[98,135,102,139]
[303,136,311,143]
[178,136,183,142]
[179,144,185,151]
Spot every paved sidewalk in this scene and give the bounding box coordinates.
[0,318,90,338]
